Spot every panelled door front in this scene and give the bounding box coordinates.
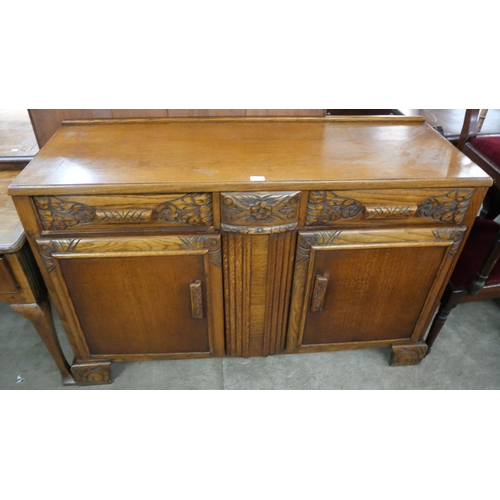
[286,226,465,351]
[36,234,224,360]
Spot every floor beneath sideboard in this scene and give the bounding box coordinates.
[0,109,38,157]
[1,298,499,390]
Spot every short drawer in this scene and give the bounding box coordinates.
[33,193,214,233]
[304,188,475,227]
[220,191,300,234]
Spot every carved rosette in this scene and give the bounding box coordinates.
[416,189,473,224]
[391,343,428,366]
[71,361,112,385]
[35,196,96,230]
[306,191,363,225]
[38,239,81,273]
[154,193,213,226]
[221,192,299,231]
[432,228,465,257]
[179,235,222,268]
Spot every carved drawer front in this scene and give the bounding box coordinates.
[305,188,474,227]
[220,191,300,234]
[33,193,214,233]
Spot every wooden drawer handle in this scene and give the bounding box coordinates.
[364,204,417,219]
[190,280,204,319]
[310,275,328,312]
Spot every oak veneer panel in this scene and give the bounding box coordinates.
[264,232,295,355]
[110,110,169,119]
[248,236,268,357]
[10,119,491,196]
[303,245,446,344]
[223,232,294,357]
[28,110,325,147]
[29,110,173,147]
[59,254,210,355]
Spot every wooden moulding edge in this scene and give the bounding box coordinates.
[59,116,427,127]
[7,179,492,197]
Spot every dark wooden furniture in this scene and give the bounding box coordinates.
[425,217,500,352]
[456,109,500,219]
[0,168,74,385]
[8,117,491,385]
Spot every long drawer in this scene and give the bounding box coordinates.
[304,188,475,227]
[33,193,215,233]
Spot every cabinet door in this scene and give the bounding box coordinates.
[286,226,465,351]
[37,234,224,359]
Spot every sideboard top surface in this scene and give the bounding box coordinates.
[9,118,492,195]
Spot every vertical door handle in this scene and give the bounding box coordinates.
[310,275,328,312]
[190,280,204,319]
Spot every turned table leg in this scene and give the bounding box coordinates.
[425,287,465,355]
[10,299,75,385]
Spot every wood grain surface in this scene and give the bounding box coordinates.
[36,234,225,358]
[286,226,466,350]
[28,110,326,148]
[9,118,491,196]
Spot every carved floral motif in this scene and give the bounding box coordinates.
[221,192,299,227]
[432,228,465,257]
[35,194,213,230]
[416,189,473,224]
[296,231,342,265]
[154,193,213,226]
[38,239,81,273]
[35,197,95,230]
[306,191,363,225]
[179,235,222,268]
[306,189,474,225]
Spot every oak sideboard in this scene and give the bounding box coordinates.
[8,117,491,385]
